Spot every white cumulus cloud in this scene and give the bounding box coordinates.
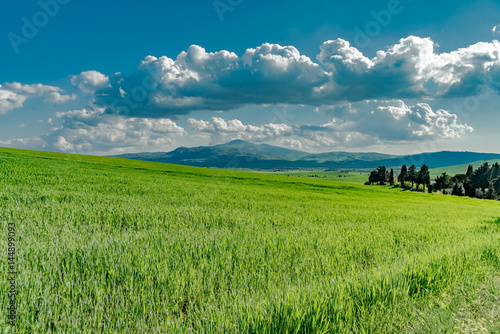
[188,117,294,143]
[321,100,474,141]
[0,137,48,150]
[2,108,187,155]
[0,83,73,114]
[49,108,186,154]
[71,71,110,93]
[188,101,473,151]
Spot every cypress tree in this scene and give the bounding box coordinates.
[474,163,490,192]
[490,162,500,181]
[378,166,387,185]
[417,165,431,193]
[407,165,417,188]
[464,165,475,197]
[494,177,500,197]
[398,165,407,187]
[466,165,474,177]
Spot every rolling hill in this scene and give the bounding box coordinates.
[430,158,500,177]
[113,140,500,170]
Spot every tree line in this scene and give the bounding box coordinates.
[367,162,500,200]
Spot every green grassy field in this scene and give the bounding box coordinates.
[1,147,500,333]
[268,170,370,184]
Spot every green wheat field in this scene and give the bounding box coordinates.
[1,147,500,333]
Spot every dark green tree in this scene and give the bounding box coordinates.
[398,165,407,187]
[435,172,451,192]
[452,182,464,196]
[466,165,474,177]
[407,165,417,188]
[490,162,500,182]
[484,183,497,200]
[389,168,394,186]
[417,165,431,192]
[368,166,388,185]
[368,170,377,185]
[451,173,466,184]
[464,165,476,197]
[494,177,500,197]
[378,166,387,185]
[472,163,490,192]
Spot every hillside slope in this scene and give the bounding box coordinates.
[1,146,500,332]
[431,158,500,176]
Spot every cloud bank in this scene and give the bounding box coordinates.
[187,100,473,151]
[76,36,500,118]
[2,99,472,154]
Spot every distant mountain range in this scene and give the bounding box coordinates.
[112,140,500,170]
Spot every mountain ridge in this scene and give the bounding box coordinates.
[111,140,500,170]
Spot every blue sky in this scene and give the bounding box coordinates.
[1,0,500,155]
